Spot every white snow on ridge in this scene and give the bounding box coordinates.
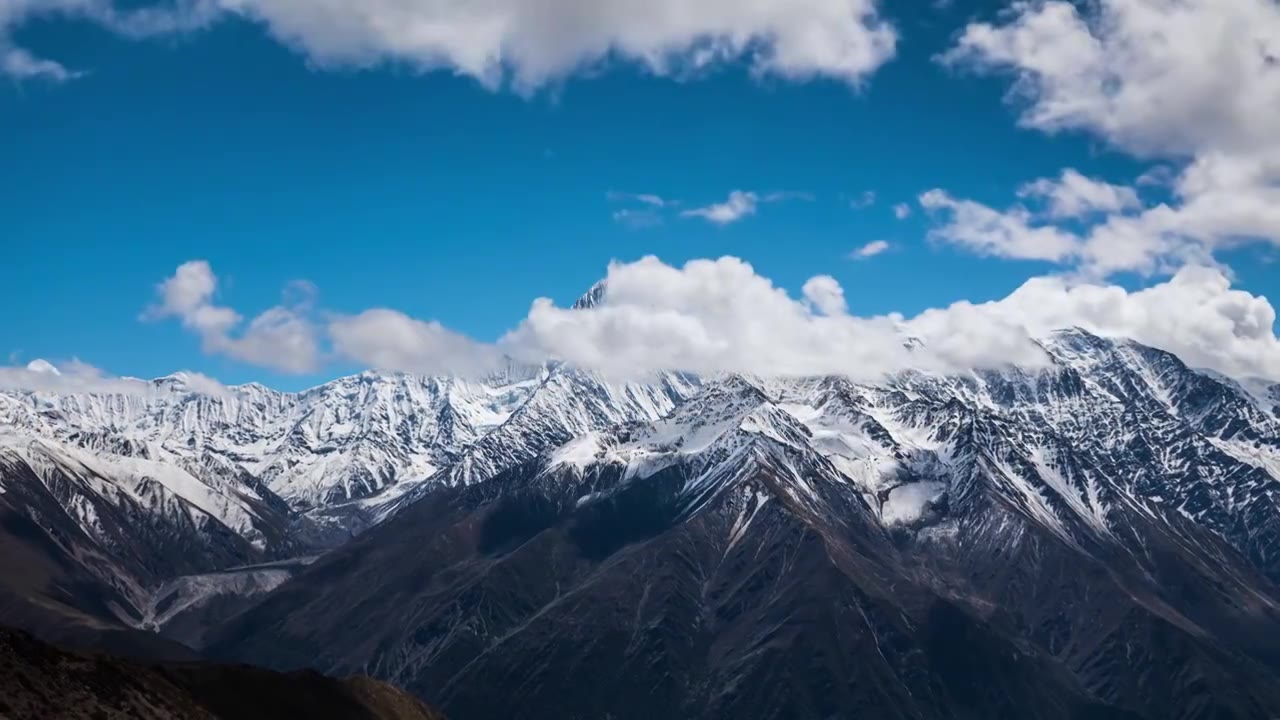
[0,368,551,509]
[0,431,270,548]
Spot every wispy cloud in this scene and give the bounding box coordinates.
[612,208,664,229]
[607,191,668,208]
[851,240,891,259]
[681,189,810,225]
[681,191,760,225]
[893,203,912,220]
[1,46,81,82]
[608,191,671,228]
[849,190,876,209]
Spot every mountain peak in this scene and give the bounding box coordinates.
[571,281,608,310]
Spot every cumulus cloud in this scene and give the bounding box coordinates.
[502,256,976,379]
[937,0,1280,275]
[960,265,1280,380]
[3,0,896,90]
[942,0,1280,159]
[892,203,911,220]
[851,240,891,259]
[500,256,1280,381]
[802,275,848,316]
[145,261,321,374]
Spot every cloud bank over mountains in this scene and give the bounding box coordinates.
[10,255,1278,395]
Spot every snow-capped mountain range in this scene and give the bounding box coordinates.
[4,321,1280,717]
[3,328,1280,583]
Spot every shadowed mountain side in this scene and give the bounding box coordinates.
[209,456,1138,720]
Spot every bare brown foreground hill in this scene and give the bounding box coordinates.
[0,626,443,720]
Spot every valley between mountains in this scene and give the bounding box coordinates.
[4,321,1280,718]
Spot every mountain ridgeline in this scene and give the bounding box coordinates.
[3,327,1280,718]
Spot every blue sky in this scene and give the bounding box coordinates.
[3,0,1279,389]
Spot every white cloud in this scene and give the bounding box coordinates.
[632,194,666,207]
[0,358,228,397]
[3,0,896,90]
[892,203,911,220]
[501,256,1280,381]
[679,189,809,225]
[919,162,1272,277]
[851,240,891,259]
[145,261,321,374]
[682,190,759,225]
[801,275,848,316]
[919,189,1080,262]
[1017,169,1140,219]
[329,309,501,377]
[223,0,896,92]
[939,0,1280,275]
[608,191,668,227]
[607,191,667,208]
[503,256,971,379]
[942,0,1280,160]
[957,265,1280,380]
[1,45,79,81]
